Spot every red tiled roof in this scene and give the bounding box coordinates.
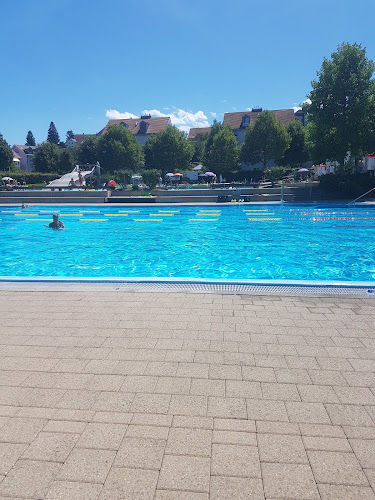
[223,109,295,129]
[188,127,211,140]
[70,134,95,144]
[99,117,171,136]
[12,151,21,160]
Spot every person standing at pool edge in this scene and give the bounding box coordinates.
[45,214,65,229]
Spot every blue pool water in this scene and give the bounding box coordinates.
[1,203,375,282]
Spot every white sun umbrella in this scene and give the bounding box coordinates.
[2,177,14,181]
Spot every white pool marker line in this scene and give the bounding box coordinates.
[79,219,108,222]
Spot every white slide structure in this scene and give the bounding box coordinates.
[47,166,94,188]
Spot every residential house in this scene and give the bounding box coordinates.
[11,145,37,171]
[223,108,297,147]
[98,115,171,146]
[66,134,96,148]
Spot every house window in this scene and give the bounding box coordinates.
[241,115,250,127]
[120,122,129,129]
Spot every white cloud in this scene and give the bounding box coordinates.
[105,109,138,119]
[210,112,217,118]
[105,107,210,131]
[142,108,210,129]
[293,106,301,112]
[304,98,312,105]
[292,98,311,113]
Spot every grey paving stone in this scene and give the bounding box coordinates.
[76,422,127,450]
[258,433,308,463]
[261,462,319,500]
[165,427,212,457]
[114,437,166,469]
[57,448,116,483]
[21,431,80,462]
[120,393,166,418]
[318,484,375,500]
[246,399,288,422]
[308,450,369,486]
[169,395,207,416]
[98,467,158,500]
[158,455,211,492]
[155,491,209,500]
[0,460,61,499]
[349,439,375,468]
[210,476,265,500]
[211,443,261,477]
[0,443,28,475]
[45,480,103,500]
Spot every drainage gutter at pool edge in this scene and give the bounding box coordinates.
[0,276,374,296]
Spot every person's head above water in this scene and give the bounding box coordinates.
[53,214,59,221]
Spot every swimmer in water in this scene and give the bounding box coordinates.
[45,214,65,229]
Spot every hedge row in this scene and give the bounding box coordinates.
[0,171,60,184]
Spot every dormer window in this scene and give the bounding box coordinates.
[120,122,129,129]
[241,115,250,128]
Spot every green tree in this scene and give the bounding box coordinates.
[142,169,161,189]
[280,120,308,167]
[76,136,99,165]
[97,125,144,173]
[305,42,375,165]
[208,125,239,176]
[0,133,14,171]
[191,132,209,163]
[144,126,193,178]
[113,169,133,187]
[47,122,60,144]
[33,142,60,172]
[56,148,77,174]
[26,131,36,146]
[203,121,223,168]
[66,130,74,141]
[241,111,291,169]
[264,166,287,187]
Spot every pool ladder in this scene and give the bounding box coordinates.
[348,187,375,206]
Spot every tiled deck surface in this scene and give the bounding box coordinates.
[0,290,374,499]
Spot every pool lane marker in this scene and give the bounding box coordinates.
[134,219,163,222]
[26,219,51,221]
[119,210,140,213]
[248,218,281,221]
[189,219,219,221]
[79,219,108,222]
[104,214,129,216]
[149,213,174,216]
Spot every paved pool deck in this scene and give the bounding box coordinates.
[0,289,374,499]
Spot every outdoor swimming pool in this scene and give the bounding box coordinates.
[0,203,374,283]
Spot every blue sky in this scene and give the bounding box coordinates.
[2,0,375,146]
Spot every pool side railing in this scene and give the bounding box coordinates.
[348,187,375,206]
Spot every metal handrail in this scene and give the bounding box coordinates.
[348,187,375,206]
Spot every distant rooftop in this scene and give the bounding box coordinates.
[188,127,211,140]
[98,116,171,136]
[223,109,296,128]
